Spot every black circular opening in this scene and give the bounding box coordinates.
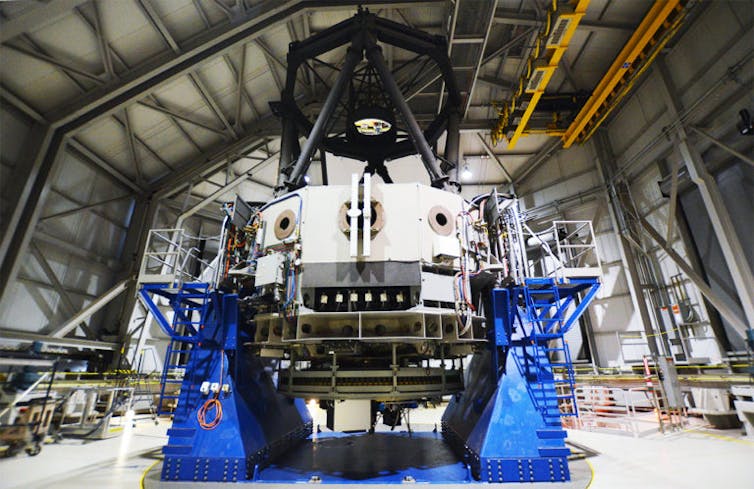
[375,324,387,336]
[435,212,448,226]
[301,323,312,334]
[280,216,291,230]
[342,325,354,337]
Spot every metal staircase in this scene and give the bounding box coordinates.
[139,282,211,416]
[512,277,580,424]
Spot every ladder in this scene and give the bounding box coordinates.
[155,284,211,416]
[515,278,579,423]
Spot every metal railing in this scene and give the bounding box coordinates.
[573,385,684,437]
[525,220,602,282]
[137,229,217,287]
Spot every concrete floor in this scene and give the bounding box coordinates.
[1,414,168,489]
[1,412,752,489]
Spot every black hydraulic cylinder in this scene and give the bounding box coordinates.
[365,37,449,189]
[283,41,362,192]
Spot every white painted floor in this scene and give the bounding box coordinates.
[0,414,169,489]
[1,411,752,489]
[567,426,754,489]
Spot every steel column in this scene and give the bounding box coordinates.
[659,157,731,351]
[637,217,749,334]
[593,134,662,357]
[656,60,754,330]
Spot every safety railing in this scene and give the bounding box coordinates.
[573,385,682,437]
[137,229,217,287]
[553,220,602,279]
[525,220,602,282]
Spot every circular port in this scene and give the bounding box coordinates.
[274,209,297,240]
[428,205,454,236]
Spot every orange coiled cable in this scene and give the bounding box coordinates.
[197,350,224,430]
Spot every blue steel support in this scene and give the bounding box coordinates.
[140,283,312,482]
[442,279,599,483]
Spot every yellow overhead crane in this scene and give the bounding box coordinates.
[562,0,687,147]
[491,0,591,149]
[492,0,689,150]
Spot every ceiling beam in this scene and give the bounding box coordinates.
[66,138,143,193]
[477,133,513,182]
[476,75,514,91]
[493,8,635,33]
[0,0,91,43]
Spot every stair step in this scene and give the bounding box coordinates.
[536,429,567,439]
[163,444,193,455]
[538,447,571,457]
[535,333,563,339]
[167,428,196,437]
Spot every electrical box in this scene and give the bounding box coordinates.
[255,253,286,286]
[432,235,460,261]
[326,399,371,432]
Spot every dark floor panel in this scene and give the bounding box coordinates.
[259,431,468,483]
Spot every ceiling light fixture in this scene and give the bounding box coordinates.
[461,165,472,181]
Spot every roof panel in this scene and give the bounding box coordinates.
[26,10,102,74]
[150,0,208,45]
[101,0,169,68]
[75,119,136,179]
[0,47,85,114]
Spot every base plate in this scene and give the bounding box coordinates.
[146,431,593,487]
